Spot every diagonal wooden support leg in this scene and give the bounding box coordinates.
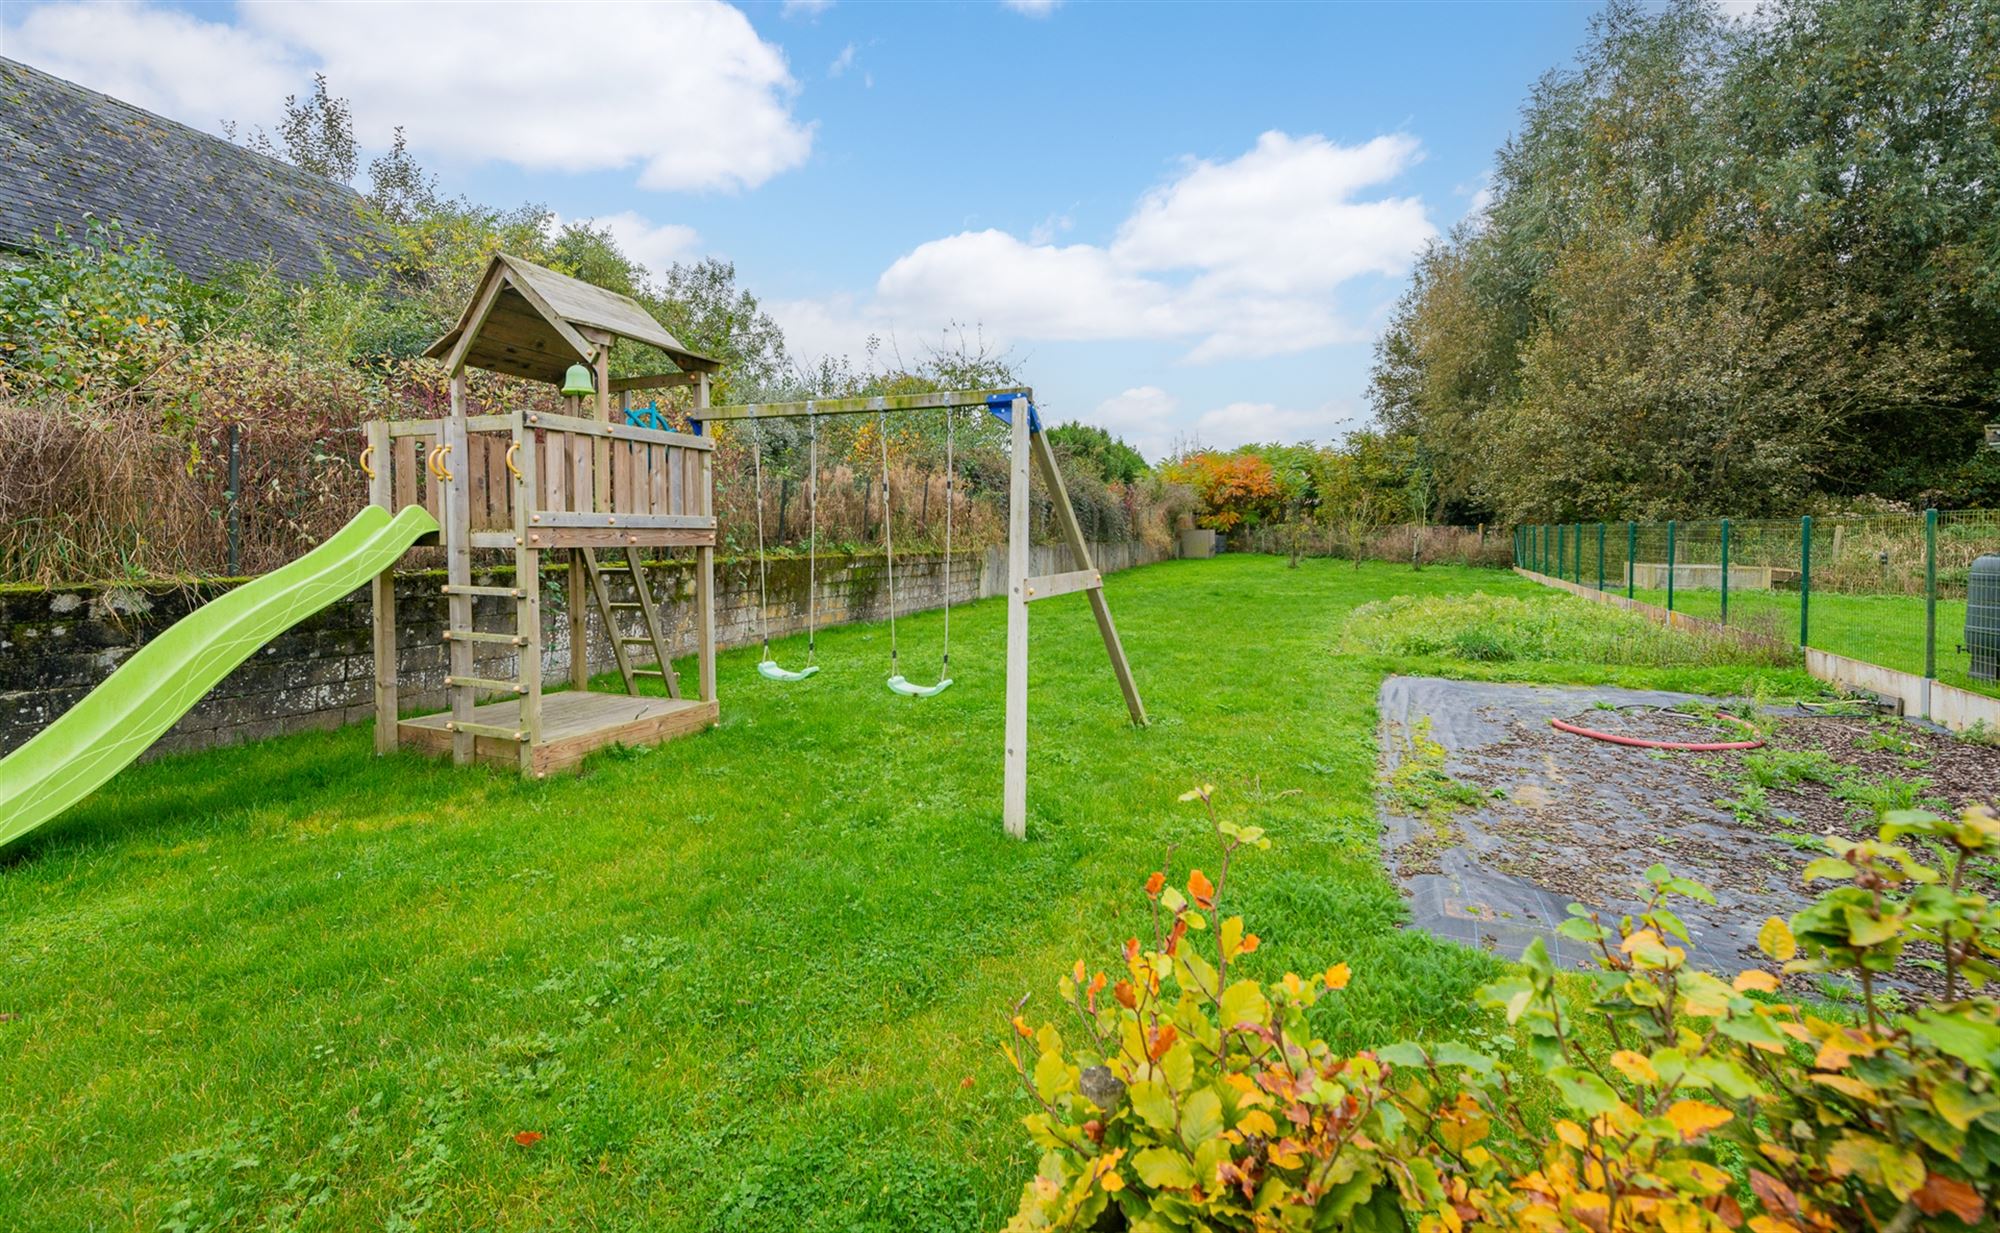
[1028,430,1147,726]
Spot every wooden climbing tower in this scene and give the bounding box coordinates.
[364,254,722,776]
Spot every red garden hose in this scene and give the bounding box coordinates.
[1548,710,1765,752]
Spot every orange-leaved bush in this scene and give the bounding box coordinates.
[1001,792,2000,1232]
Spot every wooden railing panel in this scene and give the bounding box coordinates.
[467,435,491,530]
[393,436,418,511]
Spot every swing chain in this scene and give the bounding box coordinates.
[806,413,817,665]
[880,410,898,674]
[750,418,770,658]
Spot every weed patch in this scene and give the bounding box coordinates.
[1341,591,1795,669]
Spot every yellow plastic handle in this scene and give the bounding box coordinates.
[505,441,523,481]
[425,442,445,481]
[359,443,376,480]
[437,443,455,482]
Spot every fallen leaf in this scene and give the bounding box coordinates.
[1733,970,1780,994]
[513,1131,544,1148]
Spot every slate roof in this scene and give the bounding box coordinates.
[0,57,383,282]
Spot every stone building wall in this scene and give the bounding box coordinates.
[0,540,1166,759]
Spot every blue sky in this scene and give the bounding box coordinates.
[3,0,1601,457]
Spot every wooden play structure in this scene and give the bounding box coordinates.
[364,254,724,775]
[365,254,1146,836]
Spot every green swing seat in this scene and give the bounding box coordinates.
[748,416,822,686]
[886,673,952,698]
[759,660,820,682]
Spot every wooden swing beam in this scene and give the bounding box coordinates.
[693,389,1146,840]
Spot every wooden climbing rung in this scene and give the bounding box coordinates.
[446,674,527,694]
[441,584,526,598]
[443,719,529,741]
[443,630,529,645]
[607,601,642,610]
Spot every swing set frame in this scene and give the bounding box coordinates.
[695,388,1148,839]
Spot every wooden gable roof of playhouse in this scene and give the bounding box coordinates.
[425,254,719,384]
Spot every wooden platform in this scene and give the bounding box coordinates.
[399,689,717,775]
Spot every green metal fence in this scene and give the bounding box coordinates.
[1513,511,2000,700]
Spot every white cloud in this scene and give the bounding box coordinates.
[582,211,701,280]
[1189,401,1362,452]
[783,0,835,16]
[1077,389,1365,461]
[1002,0,1063,15]
[765,293,879,370]
[828,42,857,78]
[3,0,814,193]
[2,2,305,136]
[1090,386,1182,461]
[859,130,1432,363]
[1028,210,1074,245]
[1111,133,1430,295]
[878,230,1184,342]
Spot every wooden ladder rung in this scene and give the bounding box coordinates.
[445,675,527,694]
[443,630,528,645]
[443,719,529,741]
[617,635,657,644]
[631,667,669,677]
[606,601,642,610]
[441,584,526,598]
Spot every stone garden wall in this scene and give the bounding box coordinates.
[0,540,1167,759]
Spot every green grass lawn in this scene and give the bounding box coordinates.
[0,558,1821,1231]
[1622,584,1997,700]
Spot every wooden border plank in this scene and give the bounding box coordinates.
[526,512,715,530]
[472,527,715,550]
[525,410,711,450]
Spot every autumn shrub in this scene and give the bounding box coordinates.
[1161,452,1287,533]
[1003,789,1999,1231]
[0,219,195,400]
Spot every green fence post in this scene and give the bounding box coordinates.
[1596,521,1606,591]
[1720,518,1731,626]
[1626,521,1637,598]
[1800,515,1812,648]
[1666,520,1677,612]
[1925,508,1937,679]
[1557,523,1566,582]
[1574,522,1584,582]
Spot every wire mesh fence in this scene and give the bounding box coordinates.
[1514,512,2000,700]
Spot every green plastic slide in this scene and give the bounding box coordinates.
[0,504,438,850]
